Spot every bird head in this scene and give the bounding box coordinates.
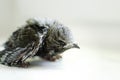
[46,21,80,54]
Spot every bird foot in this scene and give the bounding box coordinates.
[44,54,62,61]
[17,62,30,68]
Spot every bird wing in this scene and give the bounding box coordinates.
[0,25,47,66]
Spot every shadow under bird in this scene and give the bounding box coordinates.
[0,18,80,67]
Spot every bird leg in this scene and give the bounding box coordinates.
[42,50,62,61]
[43,54,62,61]
[16,61,30,68]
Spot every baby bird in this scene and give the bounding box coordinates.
[0,18,79,67]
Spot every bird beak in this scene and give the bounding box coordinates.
[63,43,80,50]
[73,43,80,49]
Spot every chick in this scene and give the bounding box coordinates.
[0,18,79,67]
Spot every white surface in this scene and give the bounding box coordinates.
[0,40,120,80]
[0,0,120,80]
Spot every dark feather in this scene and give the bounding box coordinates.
[0,18,79,67]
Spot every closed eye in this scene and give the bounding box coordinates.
[57,40,66,46]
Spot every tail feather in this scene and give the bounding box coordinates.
[0,41,40,66]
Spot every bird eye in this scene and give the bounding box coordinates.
[57,40,66,46]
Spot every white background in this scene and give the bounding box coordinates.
[0,0,120,80]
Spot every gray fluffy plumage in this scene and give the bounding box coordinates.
[0,18,79,67]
